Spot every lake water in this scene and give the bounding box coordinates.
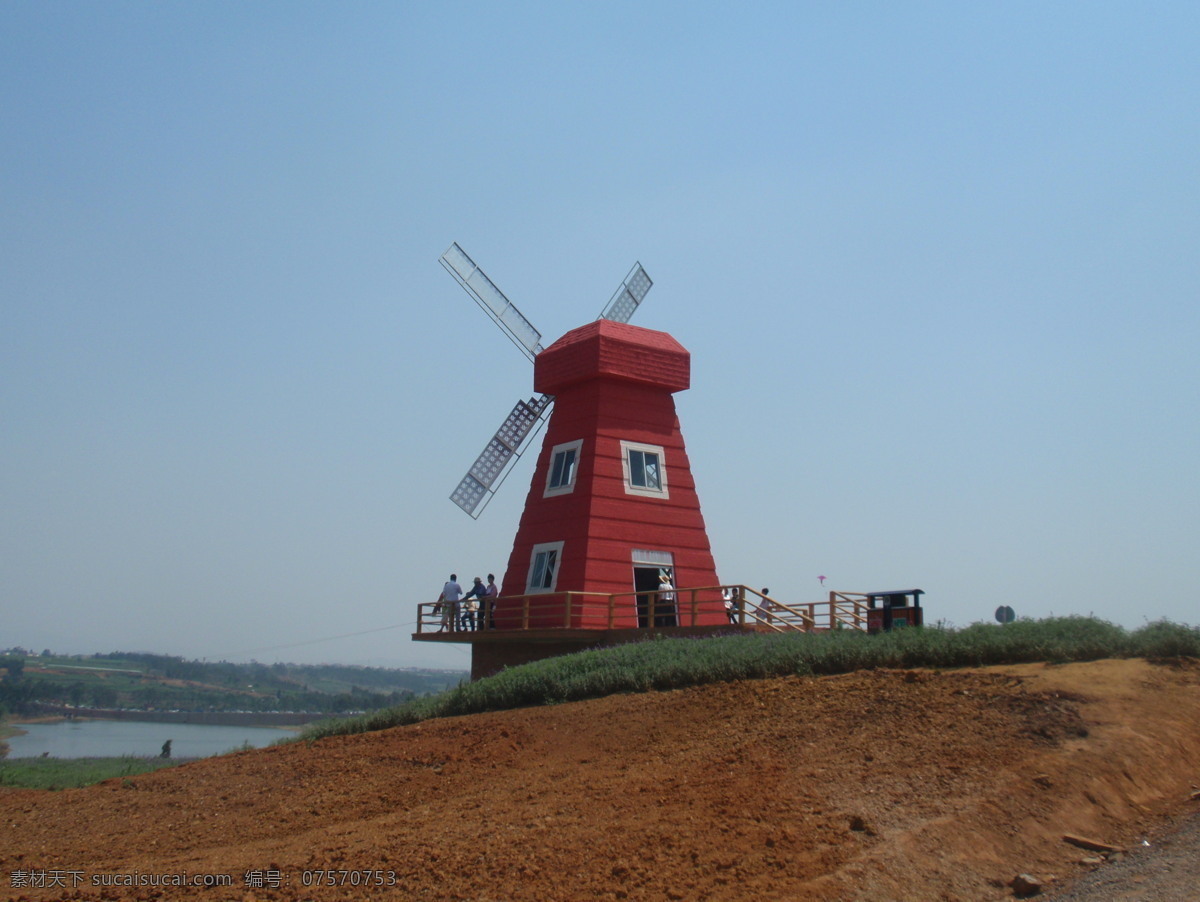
[5,719,298,759]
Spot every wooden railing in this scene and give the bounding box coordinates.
[780,591,871,632]
[727,587,816,632]
[415,586,869,635]
[824,592,871,630]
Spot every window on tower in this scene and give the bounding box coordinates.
[544,440,583,497]
[630,449,660,489]
[620,441,670,499]
[527,541,564,593]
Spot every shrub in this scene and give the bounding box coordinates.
[1131,620,1200,658]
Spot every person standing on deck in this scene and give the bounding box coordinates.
[438,574,463,632]
[461,576,486,631]
[483,574,499,629]
[657,572,677,627]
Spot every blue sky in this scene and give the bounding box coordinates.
[3,2,1197,671]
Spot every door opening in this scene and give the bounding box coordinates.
[633,566,676,628]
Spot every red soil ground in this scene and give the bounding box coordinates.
[2,658,1199,901]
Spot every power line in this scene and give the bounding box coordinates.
[212,622,412,659]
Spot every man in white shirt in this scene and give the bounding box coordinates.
[657,572,677,627]
[438,574,463,632]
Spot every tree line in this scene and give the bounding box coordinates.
[0,652,461,717]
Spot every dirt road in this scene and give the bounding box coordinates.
[2,658,1199,901]
[1044,807,1200,901]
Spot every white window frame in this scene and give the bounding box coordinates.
[632,548,675,568]
[527,541,565,594]
[543,439,583,498]
[620,440,669,499]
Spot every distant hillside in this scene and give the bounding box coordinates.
[0,649,465,717]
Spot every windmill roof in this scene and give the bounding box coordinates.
[534,319,690,394]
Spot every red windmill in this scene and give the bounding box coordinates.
[421,244,725,678]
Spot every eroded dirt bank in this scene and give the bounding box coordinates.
[2,658,1199,901]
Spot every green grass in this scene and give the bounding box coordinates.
[301,616,1200,743]
[0,756,186,790]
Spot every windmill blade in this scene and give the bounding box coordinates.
[440,242,544,361]
[450,394,554,518]
[598,262,653,323]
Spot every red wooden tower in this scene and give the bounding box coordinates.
[497,318,722,628]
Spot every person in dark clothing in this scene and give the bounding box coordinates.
[461,576,487,631]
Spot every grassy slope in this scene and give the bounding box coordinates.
[6,618,1195,790]
[303,617,1199,741]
